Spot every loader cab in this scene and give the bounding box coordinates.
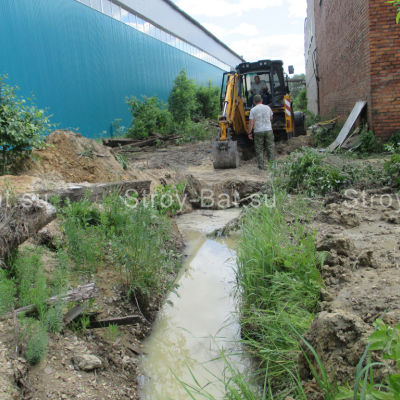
[234,60,288,108]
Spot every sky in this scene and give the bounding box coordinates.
[172,0,307,74]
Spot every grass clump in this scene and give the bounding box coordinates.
[236,193,322,397]
[0,247,69,365]
[384,143,400,188]
[59,191,180,312]
[359,128,383,154]
[274,147,347,196]
[21,318,49,365]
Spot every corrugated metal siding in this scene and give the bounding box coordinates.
[0,0,224,138]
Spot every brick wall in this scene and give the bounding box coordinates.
[369,0,400,140]
[314,0,372,124]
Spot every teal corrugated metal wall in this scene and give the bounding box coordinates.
[0,0,224,138]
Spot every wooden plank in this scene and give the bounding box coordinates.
[63,304,88,325]
[0,283,98,321]
[87,315,141,329]
[37,180,151,205]
[327,100,366,152]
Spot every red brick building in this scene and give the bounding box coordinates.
[306,0,400,140]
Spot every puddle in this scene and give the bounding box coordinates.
[140,210,247,400]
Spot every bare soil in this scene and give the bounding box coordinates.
[300,189,400,398]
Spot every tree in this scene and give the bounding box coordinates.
[388,0,400,23]
[0,76,53,175]
[168,70,196,125]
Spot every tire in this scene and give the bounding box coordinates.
[294,111,306,136]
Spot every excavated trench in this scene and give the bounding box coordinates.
[139,209,250,399]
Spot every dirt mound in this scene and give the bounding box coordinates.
[23,130,132,184]
[301,192,400,394]
[276,134,312,156]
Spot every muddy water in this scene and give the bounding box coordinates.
[140,210,247,400]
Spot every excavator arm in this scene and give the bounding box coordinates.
[212,73,247,168]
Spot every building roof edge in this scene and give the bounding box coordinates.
[161,0,245,63]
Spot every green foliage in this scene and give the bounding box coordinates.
[4,247,69,365]
[275,148,347,196]
[289,74,306,99]
[115,153,128,170]
[384,144,400,188]
[305,111,321,128]
[168,70,196,125]
[293,88,307,112]
[237,193,322,396]
[194,82,220,119]
[359,128,383,154]
[57,192,179,310]
[386,131,400,147]
[22,318,48,365]
[0,75,53,175]
[151,183,186,216]
[125,96,174,138]
[0,269,16,315]
[311,124,339,148]
[111,118,126,138]
[105,324,121,343]
[303,319,400,399]
[13,248,49,318]
[177,119,217,143]
[388,0,400,23]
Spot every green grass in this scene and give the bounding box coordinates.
[59,191,180,312]
[180,192,322,399]
[236,192,322,397]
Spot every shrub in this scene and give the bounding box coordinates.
[178,119,217,143]
[293,88,307,112]
[386,131,400,147]
[13,248,50,318]
[0,75,53,175]
[384,144,400,188]
[311,124,339,148]
[21,318,48,365]
[277,147,347,196]
[168,70,196,125]
[359,128,383,154]
[194,82,220,119]
[125,96,174,138]
[0,269,16,315]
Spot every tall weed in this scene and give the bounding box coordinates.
[236,193,322,396]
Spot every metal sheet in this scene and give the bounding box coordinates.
[327,100,366,152]
[0,0,224,138]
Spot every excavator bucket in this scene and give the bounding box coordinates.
[212,140,240,169]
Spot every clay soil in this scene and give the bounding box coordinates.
[1,130,398,399]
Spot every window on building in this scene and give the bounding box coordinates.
[136,16,144,32]
[79,0,91,6]
[111,2,121,20]
[143,21,151,34]
[128,12,136,28]
[91,0,102,11]
[121,8,130,24]
[102,0,112,16]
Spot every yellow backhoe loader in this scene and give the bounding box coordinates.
[213,60,305,169]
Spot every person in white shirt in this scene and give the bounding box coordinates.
[248,94,274,170]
